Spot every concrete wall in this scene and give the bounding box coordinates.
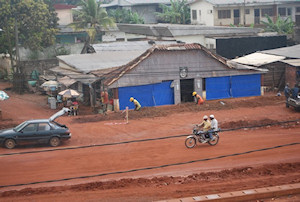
[285,65,298,88]
[19,43,84,61]
[190,0,214,26]
[110,49,258,104]
[19,59,58,79]
[56,9,73,26]
[131,5,159,24]
[0,55,12,77]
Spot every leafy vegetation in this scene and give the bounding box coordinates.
[0,0,58,92]
[261,15,295,34]
[108,8,144,24]
[70,0,115,43]
[156,0,190,24]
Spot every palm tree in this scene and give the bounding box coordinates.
[156,0,190,24]
[70,0,115,43]
[261,15,294,34]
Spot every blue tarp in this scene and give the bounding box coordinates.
[206,74,261,100]
[206,76,231,100]
[118,81,174,110]
[231,74,261,98]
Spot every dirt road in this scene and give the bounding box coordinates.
[0,82,299,201]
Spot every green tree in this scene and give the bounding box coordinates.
[156,0,190,24]
[70,0,115,43]
[0,0,58,92]
[261,15,295,34]
[108,8,144,24]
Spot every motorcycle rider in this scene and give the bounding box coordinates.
[197,115,211,142]
[208,114,218,140]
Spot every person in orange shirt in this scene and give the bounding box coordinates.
[101,88,109,114]
[192,91,204,105]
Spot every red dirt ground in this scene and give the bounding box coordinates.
[0,81,300,202]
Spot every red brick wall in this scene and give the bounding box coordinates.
[285,65,297,87]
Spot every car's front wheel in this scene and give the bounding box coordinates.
[49,137,60,147]
[4,139,16,149]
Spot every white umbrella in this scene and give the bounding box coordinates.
[58,89,80,98]
[0,90,9,101]
[41,80,59,88]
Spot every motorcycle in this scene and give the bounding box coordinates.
[185,125,220,148]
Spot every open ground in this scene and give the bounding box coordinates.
[0,81,299,202]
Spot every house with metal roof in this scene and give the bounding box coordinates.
[228,44,300,90]
[53,43,265,110]
[189,0,300,26]
[102,0,172,24]
[116,23,263,50]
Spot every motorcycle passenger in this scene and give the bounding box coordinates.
[208,114,218,140]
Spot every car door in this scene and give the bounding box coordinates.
[16,123,38,144]
[36,123,53,143]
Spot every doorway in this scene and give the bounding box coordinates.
[180,79,194,102]
[234,9,240,25]
[254,9,260,24]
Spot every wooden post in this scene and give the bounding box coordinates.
[126,107,128,124]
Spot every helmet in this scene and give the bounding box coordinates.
[130,97,134,102]
[192,92,197,96]
[203,115,208,120]
[209,114,214,119]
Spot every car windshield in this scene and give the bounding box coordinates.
[14,121,27,132]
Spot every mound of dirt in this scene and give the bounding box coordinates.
[73,95,285,124]
[1,162,299,198]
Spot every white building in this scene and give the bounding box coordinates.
[189,0,300,26]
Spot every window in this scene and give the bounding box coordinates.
[261,8,274,16]
[192,10,197,20]
[199,10,201,16]
[296,7,300,13]
[22,124,38,132]
[245,9,250,14]
[278,7,286,16]
[218,10,231,19]
[38,123,51,131]
[287,8,292,16]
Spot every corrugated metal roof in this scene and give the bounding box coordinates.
[57,76,77,87]
[50,66,99,84]
[230,52,285,67]
[117,24,262,37]
[57,50,146,73]
[281,59,300,67]
[92,41,176,52]
[261,44,300,59]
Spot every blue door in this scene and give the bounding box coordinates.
[118,81,174,110]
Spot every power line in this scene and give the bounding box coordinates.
[0,142,299,189]
[1,119,298,157]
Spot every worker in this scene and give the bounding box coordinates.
[101,88,109,114]
[192,91,204,105]
[284,83,291,108]
[130,97,141,111]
